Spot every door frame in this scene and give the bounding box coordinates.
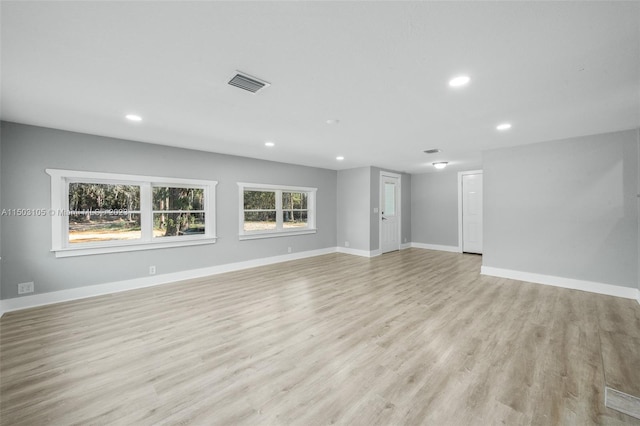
[457,170,483,253]
[379,171,402,253]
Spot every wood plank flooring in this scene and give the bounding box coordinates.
[1,249,639,425]
[600,301,640,420]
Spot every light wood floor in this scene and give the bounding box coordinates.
[1,249,639,425]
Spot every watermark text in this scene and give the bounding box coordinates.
[1,208,132,217]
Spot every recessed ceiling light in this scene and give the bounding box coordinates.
[424,149,442,154]
[264,141,275,147]
[433,162,448,169]
[448,75,470,87]
[336,156,345,161]
[326,119,340,125]
[125,114,142,122]
[496,123,512,131]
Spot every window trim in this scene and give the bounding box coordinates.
[47,169,218,257]
[237,182,317,240]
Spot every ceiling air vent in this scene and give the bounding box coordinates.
[228,71,270,93]
[424,149,442,154]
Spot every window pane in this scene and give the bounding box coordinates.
[68,182,141,244]
[153,212,205,237]
[68,183,140,211]
[153,187,204,210]
[384,183,395,216]
[282,192,307,209]
[244,211,276,231]
[69,213,141,244]
[283,211,308,229]
[244,191,275,210]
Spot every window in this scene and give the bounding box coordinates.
[243,190,277,232]
[47,169,217,257]
[152,186,206,238]
[68,182,142,244]
[238,183,317,239]
[282,191,309,229]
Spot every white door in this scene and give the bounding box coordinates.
[381,174,400,253]
[462,173,483,254]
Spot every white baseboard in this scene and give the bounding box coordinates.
[606,387,640,420]
[400,243,411,250]
[637,289,640,306]
[411,242,461,253]
[481,266,638,300]
[336,247,380,258]
[0,247,337,316]
[5,249,634,317]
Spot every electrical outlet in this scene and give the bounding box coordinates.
[149,266,156,275]
[18,281,34,294]
[287,247,292,254]
[345,241,350,247]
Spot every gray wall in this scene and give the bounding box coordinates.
[336,167,371,251]
[370,168,379,251]
[411,171,459,247]
[0,122,337,299]
[336,166,411,253]
[401,172,412,247]
[483,129,639,288]
[0,131,2,291]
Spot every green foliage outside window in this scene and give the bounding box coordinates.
[152,187,205,237]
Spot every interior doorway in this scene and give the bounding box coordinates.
[380,172,401,254]
[458,170,483,254]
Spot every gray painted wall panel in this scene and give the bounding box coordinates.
[337,167,411,253]
[483,129,638,288]
[0,122,337,299]
[336,167,370,251]
[401,172,412,246]
[0,131,2,291]
[370,167,380,251]
[410,171,459,247]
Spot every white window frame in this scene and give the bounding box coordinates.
[47,169,218,258]
[237,182,317,240]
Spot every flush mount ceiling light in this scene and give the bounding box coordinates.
[125,114,142,122]
[433,162,448,169]
[496,123,512,131]
[448,75,470,87]
[336,156,345,161]
[264,141,275,147]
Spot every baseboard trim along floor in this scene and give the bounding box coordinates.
[481,266,638,301]
[0,247,337,316]
[606,387,640,420]
[410,242,460,253]
[336,247,381,258]
[2,247,637,316]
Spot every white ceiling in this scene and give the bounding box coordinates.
[1,1,639,174]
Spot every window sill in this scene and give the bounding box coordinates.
[53,237,218,258]
[239,229,317,241]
